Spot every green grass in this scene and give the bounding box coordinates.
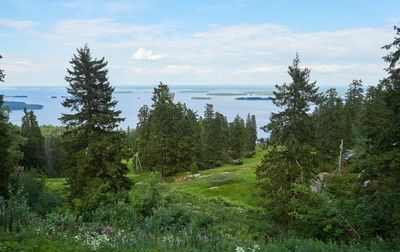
[168,149,266,207]
[46,148,267,207]
[45,177,68,191]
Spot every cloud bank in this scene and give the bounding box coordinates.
[0,19,395,86]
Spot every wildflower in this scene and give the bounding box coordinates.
[235,246,245,252]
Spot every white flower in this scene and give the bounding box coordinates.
[235,246,246,252]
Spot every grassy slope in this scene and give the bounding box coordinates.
[168,149,266,207]
[46,149,266,207]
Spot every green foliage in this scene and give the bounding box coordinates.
[7,124,27,168]
[258,54,318,233]
[134,84,253,175]
[229,115,246,159]
[0,186,38,232]
[0,95,12,197]
[345,79,364,125]
[313,88,352,167]
[12,171,65,216]
[41,125,66,177]
[60,45,131,214]
[265,54,319,146]
[202,105,230,166]
[245,113,257,152]
[21,109,46,171]
[135,172,167,217]
[136,83,205,175]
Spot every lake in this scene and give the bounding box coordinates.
[0,85,347,138]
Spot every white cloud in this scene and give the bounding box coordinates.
[133,47,166,61]
[238,65,285,74]
[1,19,395,86]
[163,64,213,75]
[0,19,38,30]
[52,19,166,41]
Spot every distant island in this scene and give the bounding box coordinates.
[191,97,212,100]
[114,91,133,94]
[4,95,28,98]
[179,90,210,93]
[4,101,44,110]
[207,92,248,96]
[235,96,273,100]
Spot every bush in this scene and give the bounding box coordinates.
[12,171,64,216]
[0,186,38,232]
[134,172,169,217]
[243,151,256,158]
[91,202,140,230]
[46,210,78,232]
[145,205,191,232]
[232,159,243,165]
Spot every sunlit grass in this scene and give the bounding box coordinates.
[46,147,267,207]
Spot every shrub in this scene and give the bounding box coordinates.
[145,205,191,232]
[232,159,243,165]
[12,171,64,216]
[0,186,38,232]
[91,202,140,230]
[134,172,168,217]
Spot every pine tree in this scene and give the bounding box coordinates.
[345,79,364,125]
[313,88,352,167]
[135,105,151,169]
[361,84,392,154]
[202,104,229,166]
[60,45,130,213]
[145,82,179,175]
[0,97,11,197]
[175,103,202,171]
[264,54,319,145]
[245,114,257,152]
[257,54,319,233]
[229,115,246,159]
[0,55,12,196]
[20,109,45,171]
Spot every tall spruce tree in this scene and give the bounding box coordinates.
[202,104,229,166]
[20,109,45,171]
[145,82,178,175]
[0,54,12,196]
[60,45,130,213]
[257,54,319,233]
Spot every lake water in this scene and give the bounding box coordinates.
[0,85,347,138]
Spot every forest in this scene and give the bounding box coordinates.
[0,26,400,251]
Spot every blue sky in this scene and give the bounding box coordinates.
[0,0,399,86]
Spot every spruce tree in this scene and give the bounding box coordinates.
[145,82,178,175]
[313,88,352,167]
[0,55,12,196]
[245,113,257,152]
[20,109,45,171]
[135,105,151,169]
[202,104,229,166]
[345,79,364,125]
[257,54,319,233]
[229,115,246,159]
[60,45,130,213]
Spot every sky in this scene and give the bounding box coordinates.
[0,0,399,87]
